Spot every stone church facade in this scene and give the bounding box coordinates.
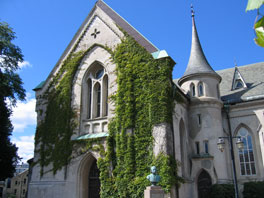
[28,1,264,197]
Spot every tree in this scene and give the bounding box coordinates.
[246,0,264,47]
[0,21,25,180]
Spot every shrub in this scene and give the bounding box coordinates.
[210,184,235,198]
[243,181,264,198]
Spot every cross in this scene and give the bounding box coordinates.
[91,28,100,39]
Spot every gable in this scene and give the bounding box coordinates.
[35,0,158,93]
[217,62,264,103]
[231,67,247,90]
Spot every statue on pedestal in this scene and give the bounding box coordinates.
[146,166,161,186]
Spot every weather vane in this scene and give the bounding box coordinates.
[191,4,195,17]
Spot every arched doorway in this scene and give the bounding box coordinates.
[88,160,101,198]
[197,170,212,198]
[78,154,101,198]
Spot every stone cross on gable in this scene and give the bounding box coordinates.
[91,28,100,38]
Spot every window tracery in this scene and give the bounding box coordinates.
[81,62,109,134]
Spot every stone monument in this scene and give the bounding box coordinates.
[144,166,164,198]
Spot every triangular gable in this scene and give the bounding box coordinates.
[97,0,157,53]
[231,67,247,90]
[34,0,158,92]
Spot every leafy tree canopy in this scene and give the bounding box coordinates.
[0,21,25,180]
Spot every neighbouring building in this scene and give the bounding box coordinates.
[28,1,264,197]
[3,170,29,198]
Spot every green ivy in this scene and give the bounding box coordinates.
[34,31,183,196]
[98,33,183,198]
[34,44,112,175]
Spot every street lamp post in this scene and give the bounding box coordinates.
[217,105,244,198]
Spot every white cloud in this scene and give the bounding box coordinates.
[11,95,37,132]
[18,60,32,69]
[12,135,35,163]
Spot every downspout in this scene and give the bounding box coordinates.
[224,104,240,198]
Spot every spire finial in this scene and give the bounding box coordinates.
[191,4,195,17]
[234,58,238,67]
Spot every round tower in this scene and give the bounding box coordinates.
[178,8,229,195]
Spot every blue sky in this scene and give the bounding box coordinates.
[1,0,263,162]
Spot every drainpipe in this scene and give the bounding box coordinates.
[224,104,239,198]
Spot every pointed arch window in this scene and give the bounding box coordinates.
[190,83,195,97]
[87,79,92,119]
[237,127,256,175]
[82,62,109,122]
[198,82,204,97]
[94,83,101,118]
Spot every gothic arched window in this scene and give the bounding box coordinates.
[83,63,108,120]
[190,83,195,97]
[237,127,256,175]
[198,82,204,97]
[94,83,101,118]
[87,79,92,119]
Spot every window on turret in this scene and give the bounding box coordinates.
[190,83,195,97]
[195,142,200,155]
[204,140,209,154]
[197,114,202,126]
[198,82,204,97]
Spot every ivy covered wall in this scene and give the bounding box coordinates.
[34,33,183,197]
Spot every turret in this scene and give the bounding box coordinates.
[178,8,221,100]
[177,7,228,191]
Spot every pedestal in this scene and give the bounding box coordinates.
[144,186,164,198]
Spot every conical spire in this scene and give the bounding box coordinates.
[181,6,217,78]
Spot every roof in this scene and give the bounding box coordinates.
[179,14,219,82]
[217,62,264,103]
[75,132,108,140]
[33,81,45,91]
[34,0,159,92]
[97,0,158,53]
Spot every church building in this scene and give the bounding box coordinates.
[28,1,264,198]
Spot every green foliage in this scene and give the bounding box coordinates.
[98,33,182,198]
[0,99,20,180]
[35,30,182,196]
[35,51,85,174]
[246,0,264,11]
[35,44,112,175]
[246,0,264,47]
[210,184,235,198]
[0,21,24,180]
[243,181,264,198]
[254,16,264,47]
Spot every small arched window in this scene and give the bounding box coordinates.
[237,127,256,175]
[190,83,195,97]
[198,82,204,97]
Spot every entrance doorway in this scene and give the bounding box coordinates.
[88,160,100,198]
[197,170,212,198]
